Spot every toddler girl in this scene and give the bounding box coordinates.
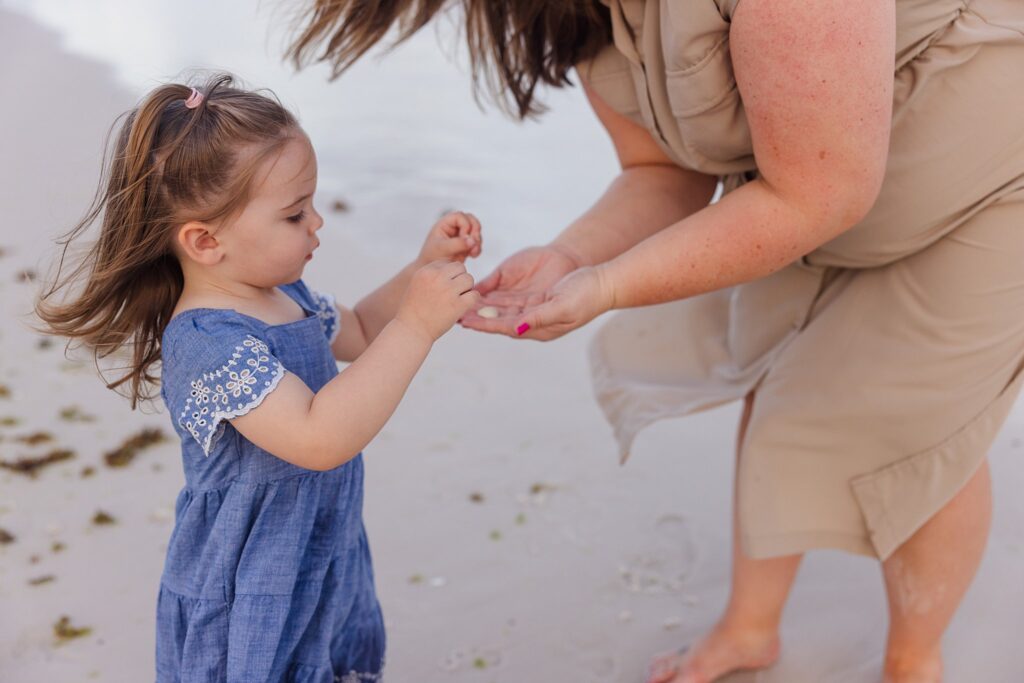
[37,74,483,682]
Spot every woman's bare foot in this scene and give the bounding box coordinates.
[645,622,780,683]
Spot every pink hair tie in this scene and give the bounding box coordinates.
[184,88,204,110]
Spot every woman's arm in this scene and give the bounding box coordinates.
[597,0,894,309]
[508,0,894,339]
[462,82,717,333]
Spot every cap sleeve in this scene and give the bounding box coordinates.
[164,314,286,456]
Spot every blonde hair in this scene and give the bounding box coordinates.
[36,74,299,408]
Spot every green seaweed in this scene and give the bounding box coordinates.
[59,406,97,423]
[53,616,92,643]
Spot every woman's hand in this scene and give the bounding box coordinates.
[418,211,482,264]
[459,244,581,334]
[510,265,616,341]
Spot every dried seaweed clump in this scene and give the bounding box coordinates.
[103,428,166,468]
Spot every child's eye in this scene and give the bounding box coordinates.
[286,210,306,224]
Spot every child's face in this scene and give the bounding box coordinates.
[217,134,323,287]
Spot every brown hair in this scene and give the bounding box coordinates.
[36,73,299,408]
[287,1,611,119]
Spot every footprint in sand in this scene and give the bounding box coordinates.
[564,634,620,681]
[618,514,698,594]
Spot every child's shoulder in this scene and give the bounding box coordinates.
[160,307,281,405]
[162,307,269,369]
[164,305,263,340]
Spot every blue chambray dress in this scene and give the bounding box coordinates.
[156,279,385,683]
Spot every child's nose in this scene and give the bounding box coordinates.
[309,208,324,233]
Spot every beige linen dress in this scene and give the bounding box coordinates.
[581,0,1024,559]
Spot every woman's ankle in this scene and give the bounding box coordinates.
[883,647,943,683]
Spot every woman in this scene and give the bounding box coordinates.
[289,1,1024,681]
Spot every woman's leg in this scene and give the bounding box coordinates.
[881,459,992,683]
[648,393,803,683]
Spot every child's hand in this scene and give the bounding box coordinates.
[418,211,482,264]
[396,261,482,342]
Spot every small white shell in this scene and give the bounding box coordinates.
[476,306,500,319]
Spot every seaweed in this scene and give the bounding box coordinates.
[103,428,166,468]
[92,510,116,526]
[59,406,97,423]
[29,575,56,586]
[0,528,14,544]
[53,616,92,643]
[15,431,54,446]
[0,449,75,477]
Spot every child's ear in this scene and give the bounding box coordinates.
[177,221,224,266]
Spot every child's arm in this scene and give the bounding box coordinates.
[331,211,481,362]
[232,260,481,471]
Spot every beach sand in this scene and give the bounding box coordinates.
[1,7,1022,682]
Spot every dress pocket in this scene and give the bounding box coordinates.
[664,33,752,165]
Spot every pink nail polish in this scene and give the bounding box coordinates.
[516,323,531,336]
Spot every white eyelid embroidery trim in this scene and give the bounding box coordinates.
[178,336,285,456]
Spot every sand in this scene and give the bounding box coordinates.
[1,6,1022,683]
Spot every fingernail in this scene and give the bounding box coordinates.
[516,323,530,336]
